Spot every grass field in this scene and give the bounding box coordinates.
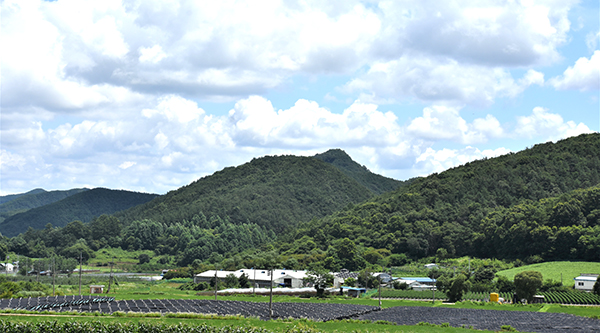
[496,261,600,286]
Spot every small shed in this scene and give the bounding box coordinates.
[89,285,105,294]
[574,274,599,291]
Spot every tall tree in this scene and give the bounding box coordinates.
[514,271,543,303]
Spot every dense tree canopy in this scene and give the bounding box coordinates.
[514,271,543,303]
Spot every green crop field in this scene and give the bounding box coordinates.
[496,261,600,286]
[0,314,497,333]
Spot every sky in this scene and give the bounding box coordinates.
[1,0,599,196]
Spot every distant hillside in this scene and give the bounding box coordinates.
[0,188,89,223]
[281,133,600,265]
[117,152,386,232]
[496,261,600,286]
[0,188,46,205]
[0,188,158,237]
[313,149,405,195]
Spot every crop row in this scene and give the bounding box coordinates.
[379,289,513,302]
[0,320,278,333]
[539,292,600,305]
[380,289,600,305]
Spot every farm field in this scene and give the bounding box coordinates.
[360,306,600,333]
[379,289,600,305]
[496,261,600,286]
[0,295,599,333]
[0,316,499,333]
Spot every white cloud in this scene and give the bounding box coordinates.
[374,0,572,66]
[412,146,512,177]
[515,107,592,140]
[119,161,136,169]
[407,105,503,144]
[228,96,401,148]
[342,57,545,106]
[549,51,600,91]
[1,0,577,108]
[139,45,167,64]
[586,30,599,52]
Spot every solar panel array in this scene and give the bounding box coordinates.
[0,296,378,321]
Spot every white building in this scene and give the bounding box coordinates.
[194,269,308,288]
[0,263,14,272]
[574,274,598,292]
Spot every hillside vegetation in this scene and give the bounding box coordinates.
[116,151,396,232]
[313,149,405,195]
[0,188,46,205]
[1,134,599,275]
[496,261,600,286]
[0,188,158,237]
[276,133,600,270]
[0,188,88,223]
[1,150,401,267]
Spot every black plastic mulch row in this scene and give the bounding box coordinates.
[358,306,600,333]
[3,296,598,332]
[0,297,378,321]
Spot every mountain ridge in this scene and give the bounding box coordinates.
[0,188,158,237]
[116,150,397,232]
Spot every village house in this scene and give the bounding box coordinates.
[574,274,599,292]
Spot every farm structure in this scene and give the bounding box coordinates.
[194,269,307,288]
[396,277,437,291]
[332,269,358,287]
[574,274,599,291]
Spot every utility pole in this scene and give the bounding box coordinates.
[107,257,114,293]
[378,276,382,310]
[79,252,82,296]
[468,258,471,275]
[253,267,256,296]
[52,257,56,296]
[214,268,218,301]
[269,267,274,319]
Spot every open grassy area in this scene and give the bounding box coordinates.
[88,247,160,273]
[496,261,600,286]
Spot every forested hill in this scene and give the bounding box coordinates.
[0,188,158,237]
[281,133,600,265]
[117,151,392,232]
[0,188,46,205]
[0,188,89,223]
[313,149,406,195]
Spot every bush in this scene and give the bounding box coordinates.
[392,281,408,290]
[138,253,150,265]
[496,275,514,293]
[436,273,470,302]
